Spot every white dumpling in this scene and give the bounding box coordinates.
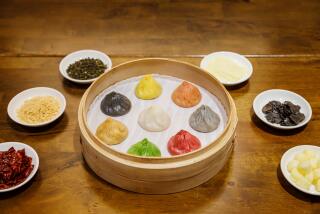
[138,105,171,132]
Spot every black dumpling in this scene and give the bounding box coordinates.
[100,91,131,116]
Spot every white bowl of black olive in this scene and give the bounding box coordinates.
[59,50,112,84]
[253,89,312,130]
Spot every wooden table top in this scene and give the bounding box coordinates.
[0,1,320,213]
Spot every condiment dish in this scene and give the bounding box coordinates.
[7,87,66,127]
[280,145,320,196]
[0,142,39,193]
[253,89,312,130]
[200,51,253,86]
[59,49,112,84]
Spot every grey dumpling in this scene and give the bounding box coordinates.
[189,105,220,133]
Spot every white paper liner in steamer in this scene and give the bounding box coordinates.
[87,74,227,157]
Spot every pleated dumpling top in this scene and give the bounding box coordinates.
[172,81,201,108]
[189,105,220,133]
[135,75,162,100]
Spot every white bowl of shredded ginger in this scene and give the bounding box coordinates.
[7,87,66,127]
[200,51,253,86]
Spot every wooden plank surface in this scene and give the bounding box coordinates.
[0,56,320,213]
[1,0,320,57]
[1,0,320,213]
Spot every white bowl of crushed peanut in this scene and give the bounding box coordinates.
[7,87,66,127]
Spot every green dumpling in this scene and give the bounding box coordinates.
[127,138,161,157]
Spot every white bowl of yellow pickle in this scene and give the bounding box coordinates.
[7,87,66,127]
[281,145,320,196]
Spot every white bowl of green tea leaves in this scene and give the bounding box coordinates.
[59,50,112,84]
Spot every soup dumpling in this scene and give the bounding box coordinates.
[135,75,162,100]
[172,81,201,108]
[138,105,171,132]
[168,130,201,156]
[127,138,161,157]
[189,105,220,133]
[95,118,128,145]
[100,91,131,116]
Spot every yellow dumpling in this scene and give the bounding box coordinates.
[135,75,162,100]
[95,118,128,145]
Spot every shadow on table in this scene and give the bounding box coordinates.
[250,108,306,136]
[0,171,41,200]
[62,78,90,90]
[277,164,320,202]
[72,127,83,154]
[225,80,250,91]
[6,113,68,133]
[78,137,234,213]
[72,129,135,194]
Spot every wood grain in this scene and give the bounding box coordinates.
[1,0,320,212]
[0,56,320,213]
[0,0,320,57]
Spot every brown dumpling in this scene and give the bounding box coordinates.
[172,81,201,108]
[95,118,128,145]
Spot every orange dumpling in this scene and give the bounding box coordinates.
[172,81,201,108]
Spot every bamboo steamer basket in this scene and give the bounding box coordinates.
[78,58,237,194]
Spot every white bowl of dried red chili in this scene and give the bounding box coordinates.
[0,142,39,193]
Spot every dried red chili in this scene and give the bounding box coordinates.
[0,147,34,189]
[168,130,201,155]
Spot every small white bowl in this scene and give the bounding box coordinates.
[253,89,312,130]
[0,142,39,193]
[59,50,112,84]
[280,145,320,196]
[200,51,253,86]
[7,87,66,127]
